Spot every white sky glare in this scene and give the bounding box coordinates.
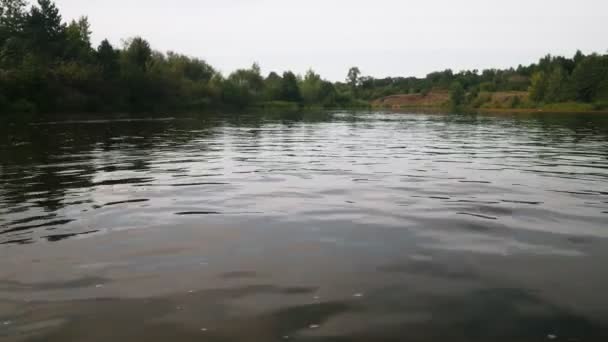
[54,0,608,81]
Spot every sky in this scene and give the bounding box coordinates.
[53,0,608,81]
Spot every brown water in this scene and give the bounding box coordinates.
[1,111,608,341]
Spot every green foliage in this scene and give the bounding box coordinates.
[479,82,496,92]
[542,102,595,112]
[571,54,608,102]
[470,92,492,108]
[279,71,301,102]
[318,81,338,106]
[529,66,570,103]
[65,16,91,61]
[96,39,119,78]
[24,0,65,59]
[122,37,151,71]
[347,66,361,89]
[0,0,26,35]
[593,100,608,110]
[0,0,606,114]
[263,71,282,101]
[529,71,547,102]
[165,51,214,82]
[526,52,608,106]
[449,81,465,106]
[222,63,264,108]
[300,69,322,105]
[544,66,567,103]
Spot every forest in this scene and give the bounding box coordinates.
[1,0,607,114]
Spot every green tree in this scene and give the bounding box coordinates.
[300,69,322,105]
[96,39,119,78]
[449,81,465,106]
[0,0,27,67]
[544,66,567,103]
[573,50,585,65]
[24,0,66,58]
[65,16,92,61]
[529,71,547,102]
[571,54,608,102]
[165,51,214,82]
[222,64,264,107]
[347,66,361,88]
[318,81,337,106]
[280,71,301,102]
[123,37,152,71]
[263,71,282,101]
[0,0,26,36]
[2,0,608,114]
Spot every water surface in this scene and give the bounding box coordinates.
[1,111,608,341]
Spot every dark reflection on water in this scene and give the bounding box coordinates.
[1,111,608,341]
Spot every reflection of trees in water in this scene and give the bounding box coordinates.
[0,112,334,215]
[1,112,607,244]
[0,115,224,242]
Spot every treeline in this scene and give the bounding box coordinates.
[0,0,364,114]
[1,0,607,114]
[355,52,608,110]
[356,68,530,100]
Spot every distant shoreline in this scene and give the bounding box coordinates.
[375,106,608,115]
[371,91,608,114]
[473,107,608,115]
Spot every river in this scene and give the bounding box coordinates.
[1,111,607,341]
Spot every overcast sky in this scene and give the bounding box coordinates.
[53,0,608,81]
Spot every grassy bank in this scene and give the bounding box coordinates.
[372,91,608,114]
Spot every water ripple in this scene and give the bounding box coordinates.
[1,111,607,250]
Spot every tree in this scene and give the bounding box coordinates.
[347,66,361,88]
[222,64,265,107]
[571,54,608,102]
[0,0,26,36]
[529,71,547,102]
[428,69,454,88]
[24,0,66,58]
[263,71,282,101]
[222,77,251,108]
[0,0,26,67]
[123,37,152,71]
[449,81,465,106]
[318,81,337,106]
[1,0,607,114]
[300,69,322,105]
[544,66,567,103]
[165,51,214,82]
[65,16,92,60]
[71,16,90,46]
[280,71,301,102]
[573,50,585,65]
[96,39,119,78]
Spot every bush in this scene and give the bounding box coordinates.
[542,102,594,112]
[471,92,492,108]
[592,101,608,110]
[480,82,496,92]
[510,96,521,108]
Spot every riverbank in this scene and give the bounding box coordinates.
[378,106,608,115]
[372,91,608,114]
[474,107,608,115]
